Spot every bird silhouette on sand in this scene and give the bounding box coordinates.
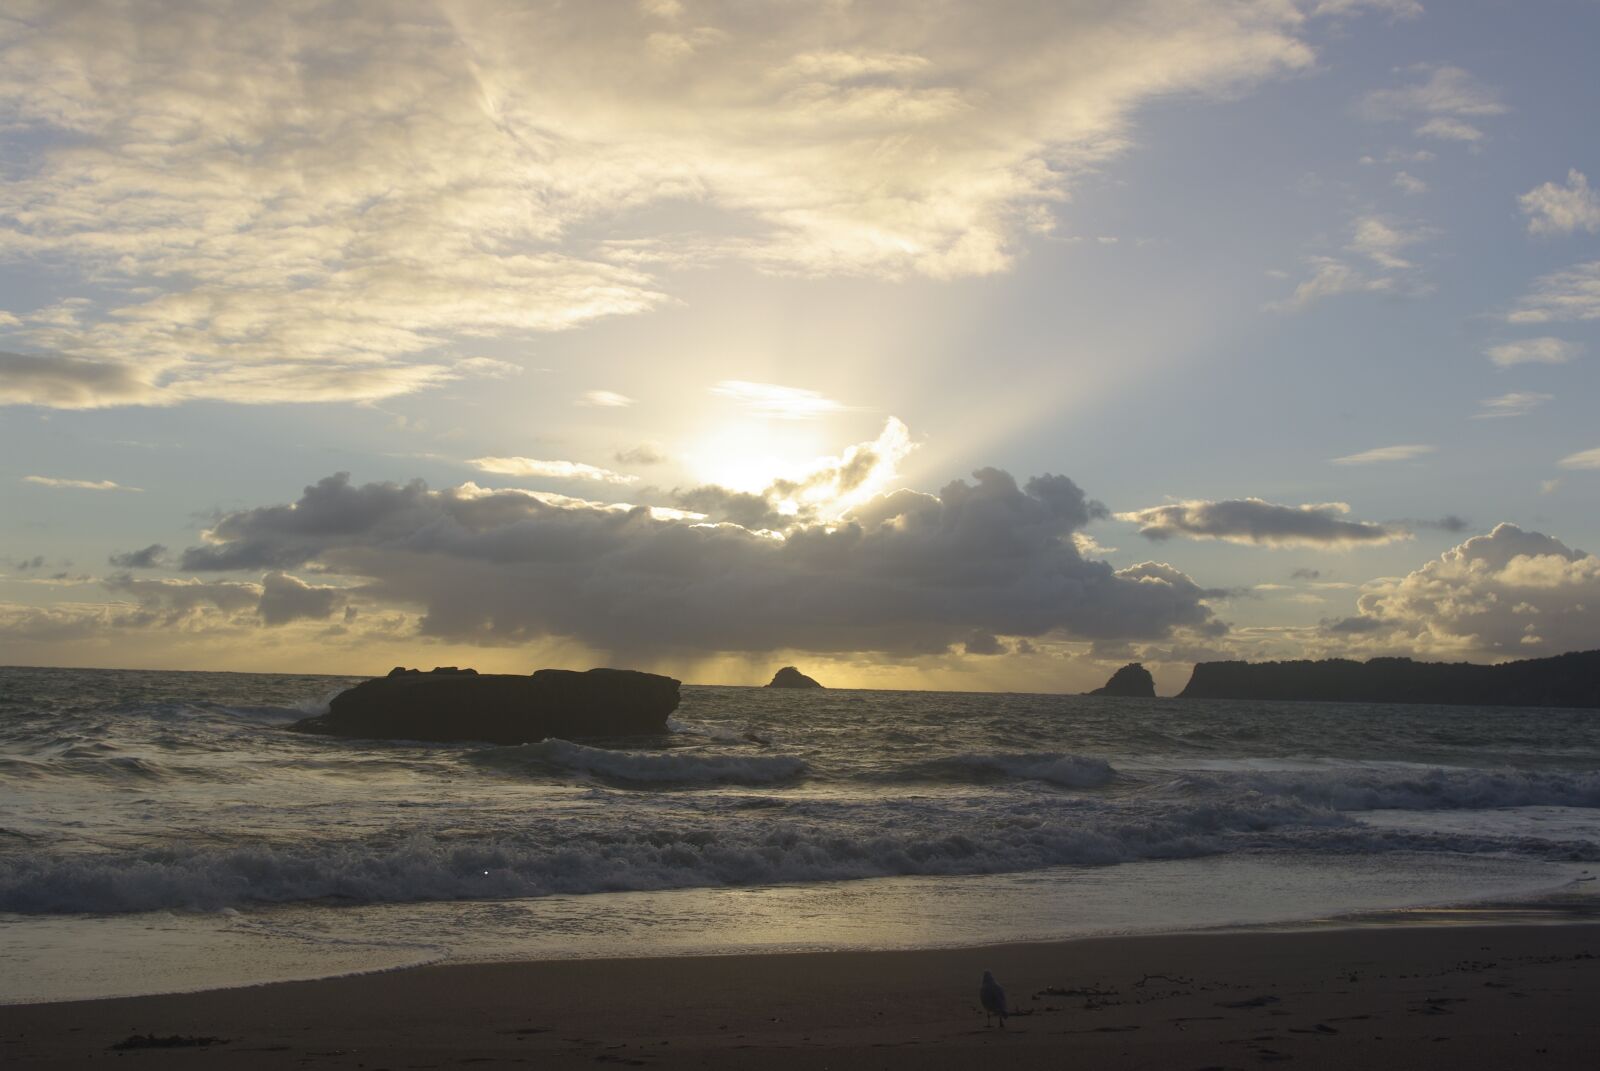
[979,970,1008,1028]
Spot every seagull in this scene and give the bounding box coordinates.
[979,970,1008,1028]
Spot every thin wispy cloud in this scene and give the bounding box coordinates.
[23,476,141,492]
[1484,337,1583,366]
[1348,215,1431,270]
[578,390,636,408]
[1359,64,1507,143]
[1329,444,1435,465]
[1116,498,1405,547]
[1519,170,1600,236]
[1392,171,1428,195]
[1508,262,1600,323]
[466,457,638,485]
[0,1,1327,411]
[1473,392,1551,419]
[710,380,850,420]
[1559,447,1600,470]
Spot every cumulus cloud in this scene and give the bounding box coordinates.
[709,380,851,420]
[257,571,346,626]
[1359,64,1506,143]
[1509,262,1600,323]
[1473,392,1551,419]
[23,476,141,492]
[466,457,638,485]
[108,544,169,569]
[1484,337,1583,367]
[176,463,1220,658]
[1325,524,1600,658]
[1116,498,1404,548]
[0,1,1330,409]
[1329,444,1435,465]
[1520,170,1600,236]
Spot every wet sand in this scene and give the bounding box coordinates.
[3,922,1599,1068]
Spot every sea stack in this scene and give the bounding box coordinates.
[1087,662,1157,698]
[766,666,824,689]
[290,666,681,743]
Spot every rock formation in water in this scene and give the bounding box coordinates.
[1177,649,1600,708]
[1087,662,1156,698]
[766,666,823,689]
[291,666,681,743]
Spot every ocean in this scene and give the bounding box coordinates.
[3,664,1598,1003]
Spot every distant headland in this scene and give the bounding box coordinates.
[1175,649,1600,709]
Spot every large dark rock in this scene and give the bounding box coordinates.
[291,666,681,743]
[1087,662,1156,698]
[1177,649,1600,708]
[766,666,823,689]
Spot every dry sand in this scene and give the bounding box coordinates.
[4,921,1599,1068]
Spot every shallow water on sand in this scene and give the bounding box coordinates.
[2,665,1598,1001]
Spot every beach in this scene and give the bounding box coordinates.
[5,921,1599,1068]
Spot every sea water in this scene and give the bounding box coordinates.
[2,665,1597,1002]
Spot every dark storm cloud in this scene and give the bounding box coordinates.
[0,351,153,409]
[180,470,1223,658]
[108,544,168,569]
[1116,498,1404,547]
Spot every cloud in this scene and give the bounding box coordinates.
[1326,524,1600,658]
[614,442,667,466]
[1473,392,1552,419]
[0,2,1324,409]
[0,351,155,409]
[1392,171,1427,195]
[103,574,263,617]
[108,544,169,569]
[1509,262,1600,323]
[257,571,345,626]
[23,476,141,491]
[1329,444,1435,465]
[1406,515,1470,533]
[466,457,638,485]
[1290,567,1322,580]
[1484,337,1583,366]
[1115,498,1405,548]
[1359,65,1506,143]
[1559,446,1600,470]
[709,380,850,420]
[1267,248,1425,312]
[176,463,1220,659]
[1308,0,1423,18]
[579,390,635,408]
[1519,170,1600,236]
[1347,215,1431,270]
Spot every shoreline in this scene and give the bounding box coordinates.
[4,919,1599,1068]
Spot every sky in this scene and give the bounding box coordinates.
[1,0,1598,692]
